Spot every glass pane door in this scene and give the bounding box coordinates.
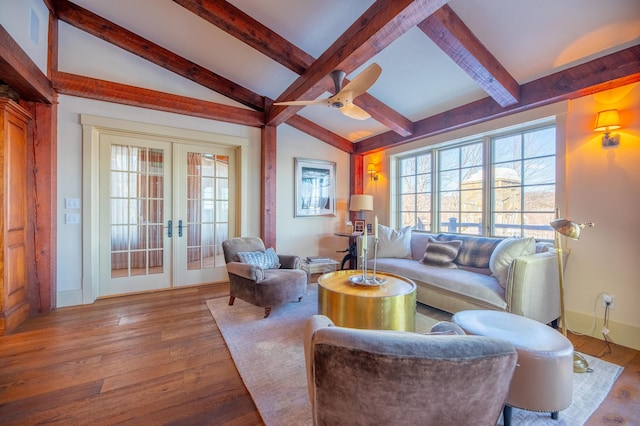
[175,144,234,285]
[100,134,172,296]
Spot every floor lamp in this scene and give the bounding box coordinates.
[550,211,595,373]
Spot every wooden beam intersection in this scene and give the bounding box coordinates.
[418,4,520,107]
[267,0,449,127]
[355,45,640,154]
[0,25,54,103]
[174,0,414,137]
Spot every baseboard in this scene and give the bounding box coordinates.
[56,290,83,308]
[566,310,640,351]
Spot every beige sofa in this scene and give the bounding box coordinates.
[364,231,561,325]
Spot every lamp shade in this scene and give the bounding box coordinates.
[367,163,376,174]
[594,109,621,132]
[551,218,594,240]
[550,219,582,240]
[349,194,373,211]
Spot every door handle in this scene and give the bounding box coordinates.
[168,220,173,238]
[178,220,183,237]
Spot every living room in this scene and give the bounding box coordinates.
[0,0,639,423]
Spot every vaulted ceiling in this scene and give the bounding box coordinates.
[50,0,640,155]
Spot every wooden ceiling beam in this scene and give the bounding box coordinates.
[267,0,449,127]
[355,45,640,154]
[174,0,414,137]
[173,0,314,76]
[0,25,54,103]
[418,4,520,107]
[52,0,265,111]
[285,115,354,153]
[53,72,264,127]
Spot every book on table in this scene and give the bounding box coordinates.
[306,256,332,263]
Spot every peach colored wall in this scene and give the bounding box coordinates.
[363,86,640,349]
[563,83,640,348]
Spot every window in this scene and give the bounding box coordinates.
[397,123,556,239]
[399,153,432,231]
[491,126,556,239]
[438,142,483,235]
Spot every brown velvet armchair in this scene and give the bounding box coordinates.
[304,315,517,426]
[222,237,307,318]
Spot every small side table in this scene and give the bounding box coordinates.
[317,270,416,331]
[301,259,339,283]
[334,232,362,269]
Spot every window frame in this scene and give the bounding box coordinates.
[393,120,557,239]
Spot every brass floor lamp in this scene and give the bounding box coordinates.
[550,210,595,373]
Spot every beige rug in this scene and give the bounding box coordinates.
[207,283,622,426]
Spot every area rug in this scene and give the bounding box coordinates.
[207,284,623,426]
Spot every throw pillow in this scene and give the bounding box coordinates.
[436,234,502,269]
[236,247,281,269]
[421,237,462,268]
[376,225,412,258]
[489,237,536,288]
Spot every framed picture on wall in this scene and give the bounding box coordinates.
[294,158,336,217]
[354,220,365,233]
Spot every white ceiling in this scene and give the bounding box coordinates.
[68,0,640,142]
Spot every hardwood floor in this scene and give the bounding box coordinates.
[0,282,638,425]
[0,283,262,425]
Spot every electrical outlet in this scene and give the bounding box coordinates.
[602,294,615,310]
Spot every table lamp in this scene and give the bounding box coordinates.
[550,209,595,373]
[349,194,373,220]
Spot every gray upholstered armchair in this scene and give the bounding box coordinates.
[304,315,517,426]
[222,237,307,318]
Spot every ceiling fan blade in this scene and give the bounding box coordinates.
[340,103,371,120]
[273,98,329,106]
[338,63,381,99]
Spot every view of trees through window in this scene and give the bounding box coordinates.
[398,124,556,240]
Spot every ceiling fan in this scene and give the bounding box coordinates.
[274,63,382,120]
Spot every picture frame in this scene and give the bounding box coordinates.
[294,158,336,217]
[354,220,365,233]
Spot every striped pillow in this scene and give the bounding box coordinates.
[421,237,462,268]
[436,234,502,268]
[236,247,281,269]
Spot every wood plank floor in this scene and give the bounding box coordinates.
[0,282,638,425]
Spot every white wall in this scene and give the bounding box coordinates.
[55,18,348,306]
[275,124,351,260]
[56,95,263,306]
[0,0,49,73]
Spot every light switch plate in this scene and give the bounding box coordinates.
[65,213,81,224]
[65,198,81,209]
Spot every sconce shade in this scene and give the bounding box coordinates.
[367,163,376,174]
[594,109,621,132]
[551,218,595,240]
[349,194,373,211]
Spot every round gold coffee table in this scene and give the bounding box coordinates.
[317,270,416,331]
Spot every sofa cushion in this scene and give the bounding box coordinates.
[436,234,502,269]
[421,237,462,268]
[376,225,412,258]
[489,237,536,288]
[236,247,281,269]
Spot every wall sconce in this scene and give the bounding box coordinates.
[594,109,621,147]
[367,163,379,181]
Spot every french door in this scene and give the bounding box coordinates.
[98,133,234,297]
